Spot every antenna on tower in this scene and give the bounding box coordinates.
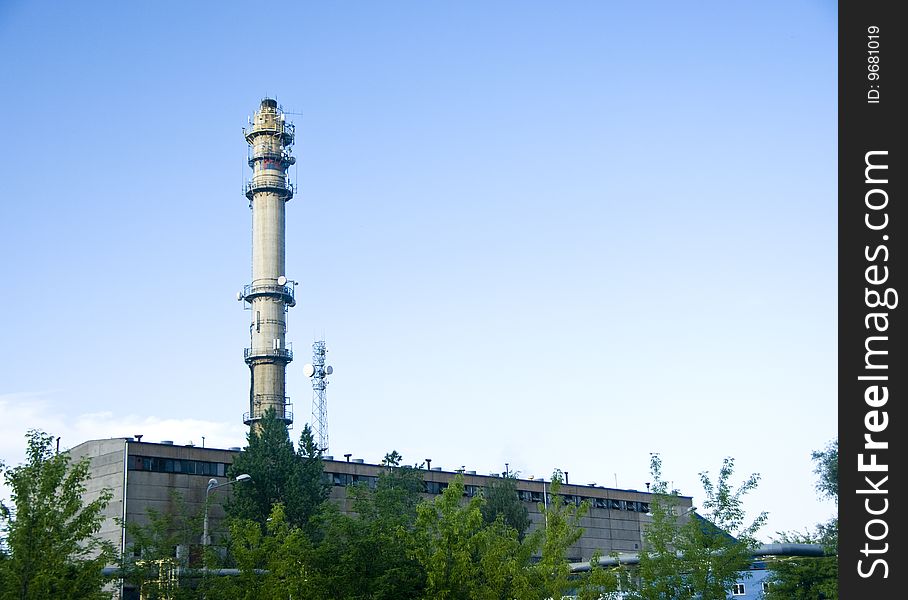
[303,340,332,453]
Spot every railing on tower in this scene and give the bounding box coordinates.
[241,282,296,306]
[243,395,293,426]
[244,176,294,200]
[244,347,293,363]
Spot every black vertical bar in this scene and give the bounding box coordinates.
[839,0,904,596]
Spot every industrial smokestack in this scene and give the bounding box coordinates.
[240,98,297,431]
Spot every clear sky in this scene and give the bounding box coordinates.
[0,0,836,540]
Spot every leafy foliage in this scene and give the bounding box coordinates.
[6,426,789,600]
[308,461,428,599]
[215,454,431,600]
[811,438,838,504]
[631,454,765,600]
[765,438,838,599]
[763,554,837,600]
[120,492,203,600]
[634,455,689,599]
[226,410,328,534]
[413,474,535,600]
[480,474,532,540]
[681,458,766,600]
[208,504,315,600]
[0,430,116,600]
[532,470,589,599]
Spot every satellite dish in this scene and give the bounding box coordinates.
[303,364,315,377]
[325,365,333,375]
[236,291,243,301]
[277,275,287,286]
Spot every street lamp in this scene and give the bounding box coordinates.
[202,474,252,546]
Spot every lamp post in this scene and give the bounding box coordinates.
[202,474,252,546]
[540,476,548,529]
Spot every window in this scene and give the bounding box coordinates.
[331,473,352,486]
[130,456,229,478]
[426,481,447,495]
[732,583,746,595]
[352,474,378,489]
[762,581,772,592]
[562,494,582,506]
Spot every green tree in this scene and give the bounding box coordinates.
[226,410,329,533]
[0,430,116,600]
[811,438,838,502]
[306,457,427,599]
[294,421,331,535]
[575,552,631,600]
[634,454,689,600]
[412,474,536,600]
[680,458,766,600]
[632,455,766,600]
[765,438,838,600]
[218,453,429,600]
[120,493,203,600]
[764,531,837,600]
[480,474,531,540]
[381,450,403,467]
[210,504,315,600]
[531,470,589,600]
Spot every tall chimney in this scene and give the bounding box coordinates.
[240,98,297,431]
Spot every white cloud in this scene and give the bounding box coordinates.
[0,393,248,504]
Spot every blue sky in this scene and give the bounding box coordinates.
[0,1,836,538]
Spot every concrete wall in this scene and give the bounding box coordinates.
[69,438,129,552]
[321,459,689,561]
[74,439,691,563]
[70,439,239,553]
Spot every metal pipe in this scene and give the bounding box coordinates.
[568,543,828,572]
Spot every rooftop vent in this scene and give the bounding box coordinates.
[466,470,477,475]
[160,440,174,445]
[228,447,241,452]
[352,458,365,464]
[324,455,334,461]
[431,467,442,471]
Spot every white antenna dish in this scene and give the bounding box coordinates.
[303,364,315,378]
[277,275,287,286]
[325,365,333,375]
[236,291,243,301]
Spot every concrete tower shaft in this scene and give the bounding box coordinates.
[241,98,297,430]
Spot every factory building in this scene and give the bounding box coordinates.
[70,98,692,593]
[71,436,687,565]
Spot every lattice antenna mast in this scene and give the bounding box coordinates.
[303,340,332,453]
